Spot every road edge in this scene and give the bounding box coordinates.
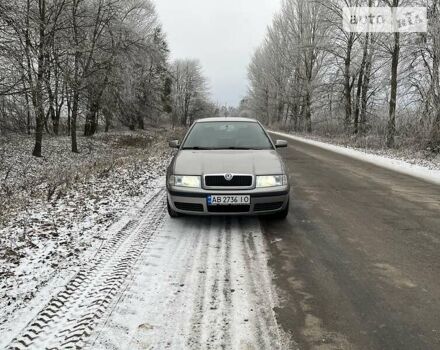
[270,131,440,186]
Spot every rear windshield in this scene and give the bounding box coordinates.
[182,121,273,150]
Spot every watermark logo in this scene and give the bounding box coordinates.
[343,7,427,33]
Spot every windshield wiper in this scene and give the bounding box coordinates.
[183,147,268,150]
[182,147,214,150]
[220,147,264,150]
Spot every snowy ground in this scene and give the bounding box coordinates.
[88,206,292,350]
[1,192,293,349]
[0,129,175,332]
[0,129,293,349]
[271,131,440,185]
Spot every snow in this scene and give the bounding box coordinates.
[0,129,174,332]
[271,131,440,186]
[1,129,294,349]
[0,126,300,349]
[88,215,293,350]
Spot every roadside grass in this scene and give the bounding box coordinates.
[271,125,440,170]
[0,128,183,223]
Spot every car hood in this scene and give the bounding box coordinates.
[173,150,285,175]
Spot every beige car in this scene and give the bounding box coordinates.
[166,117,290,218]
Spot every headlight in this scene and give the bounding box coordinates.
[171,175,201,188]
[256,175,288,188]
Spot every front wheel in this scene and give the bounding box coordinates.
[167,198,181,218]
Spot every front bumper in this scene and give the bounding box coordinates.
[167,186,290,216]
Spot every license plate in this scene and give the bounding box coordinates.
[207,195,250,206]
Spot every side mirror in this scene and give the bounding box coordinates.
[169,140,180,149]
[275,140,288,148]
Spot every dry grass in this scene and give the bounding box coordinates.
[0,126,182,225]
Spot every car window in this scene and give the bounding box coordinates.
[182,122,273,150]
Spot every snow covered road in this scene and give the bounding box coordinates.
[3,189,292,350]
[89,196,291,350]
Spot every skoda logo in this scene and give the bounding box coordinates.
[224,173,234,181]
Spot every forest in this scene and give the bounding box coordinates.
[246,0,440,151]
[0,0,213,157]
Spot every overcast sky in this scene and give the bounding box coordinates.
[155,0,281,107]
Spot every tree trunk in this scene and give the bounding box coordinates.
[71,0,80,152]
[360,35,373,135]
[129,116,135,131]
[52,110,60,135]
[32,96,44,157]
[354,33,369,134]
[45,70,58,135]
[305,91,312,133]
[55,94,63,135]
[298,100,304,131]
[430,103,440,150]
[44,109,51,134]
[84,100,99,136]
[71,89,79,153]
[66,87,71,135]
[138,115,144,130]
[71,54,80,153]
[344,35,354,133]
[104,107,111,132]
[353,75,363,135]
[24,84,31,135]
[386,31,400,148]
[24,0,34,137]
[32,0,46,158]
[84,112,93,136]
[47,99,58,135]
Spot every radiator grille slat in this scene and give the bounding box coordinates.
[205,175,252,187]
[208,205,250,213]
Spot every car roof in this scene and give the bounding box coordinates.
[195,117,259,123]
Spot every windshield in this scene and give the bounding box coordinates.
[182,121,273,150]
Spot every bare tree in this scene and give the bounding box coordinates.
[171,59,209,126]
[0,0,181,156]
[247,0,439,151]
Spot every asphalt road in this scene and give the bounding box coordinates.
[262,135,440,350]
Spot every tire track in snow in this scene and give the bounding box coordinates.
[201,218,234,349]
[198,219,230,349]
[239,219,282,348]
[88,216,293,349]
[6,189,166,350]
[208,218,233,349]
[186,218,213,349]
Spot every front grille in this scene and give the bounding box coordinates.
[205,175,252,187]
[254,202,284,212]
[175,202,204,212]
[208,205,250,213]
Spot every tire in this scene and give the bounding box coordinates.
[167,198,181,218]
[270,200,289,220]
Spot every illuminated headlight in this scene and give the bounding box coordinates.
[170,175,201,188]
[256,175,288,188]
